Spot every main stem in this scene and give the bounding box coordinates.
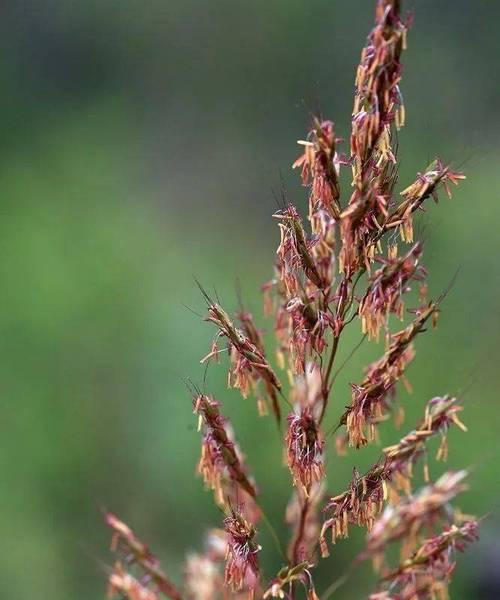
[318,270,362,424]
[319,335,340,423]
[291,496,310,566]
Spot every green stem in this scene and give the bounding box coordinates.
[260,508,288,564]
[320,571,351,600]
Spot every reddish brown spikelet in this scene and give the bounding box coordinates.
[340,302,439,448]
[183,528,229,600]
[223,508,261,593]
[199,287,282,421]
[339,170,393,275]
[320,462,387,556]
[184,554,222,600]
[104,512,182,600]
[236,305,281,419]
[285,370,326,565]
[386,519,478,579]
[383,395,467,473]
[351,0,407,179]
[338,0,408,277]
[388,159,466,242]
[320,396,466,553]
[286,409,325,492]
[359,242,425,340]
[285,362,326,493]
[293,118,342,221]
[373,520,479,599]
[108,564,160,600]
[102,1,477,599]
[364,470,468,561]
[273,288,331,375]
[193,393,259,519]
[274,204,326,292]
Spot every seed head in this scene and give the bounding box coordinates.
[184,553,222,600]
[223,508,261,593]
[104,512,182,600]
[286,408,325,492]
[351,0,407,182]
[274,204,326,293]
[372,520,479,599]
[193,394,259,519]
[321,396,466,554]
[359,243,425,340]
[293,119,342,221]
[108,564,160,600]
[341,302,439,448]
[199,289,282,420]
[388,159,465,242]
[364,470,469,562]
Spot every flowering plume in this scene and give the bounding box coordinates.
[223,507,261,593]
[183,528,232,600]
[108,565,160,600]
[184,553,221,600]
[235,303,282,419]
[285,362,326,499]
[293,118,342,222]
[286,408,324,491]
[102,2,478,599]
[383,395,467,477]
[104,512,182,600]
[359,242,425,340]
[351,0,407,181]
[193,393,260,522]
[274,205,326,293]
[340,302,439,448]
[198,285,282,422]
[338,0,409,275]
[388,159,466,242]
[320,396,466,554]
[373,520,479,599]
[364,470,469,562]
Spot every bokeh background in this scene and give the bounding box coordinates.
[2,1,500,598]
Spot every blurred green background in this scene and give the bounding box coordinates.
[2,1,499,598]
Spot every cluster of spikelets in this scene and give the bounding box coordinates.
[103,1,478,599]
